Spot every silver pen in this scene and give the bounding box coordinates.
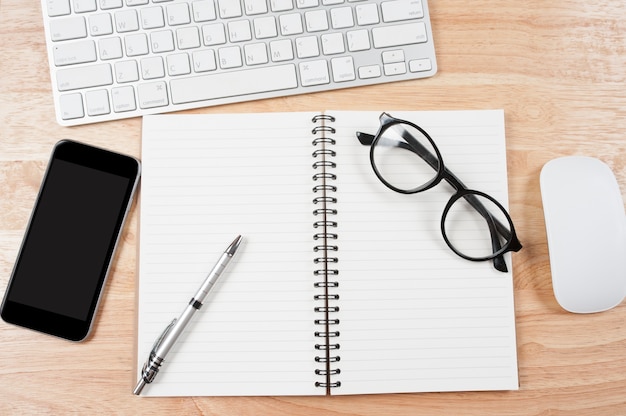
[133,235,243,395]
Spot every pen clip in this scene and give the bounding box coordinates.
[150,318,177,356]
[139,318,177,386]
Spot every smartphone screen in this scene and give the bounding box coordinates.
[1,140,140,341]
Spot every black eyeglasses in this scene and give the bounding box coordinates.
[356,113,522,273]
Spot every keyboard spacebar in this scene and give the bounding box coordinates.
[170,64,298,104]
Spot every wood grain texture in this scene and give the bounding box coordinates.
[1,1,625,414]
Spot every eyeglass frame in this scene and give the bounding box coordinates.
[356,112,522,273]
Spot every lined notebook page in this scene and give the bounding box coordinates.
[329,110,519,394]
[139,112,322,396]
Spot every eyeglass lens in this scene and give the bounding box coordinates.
[443,193,513,260]
[372,123,440,193]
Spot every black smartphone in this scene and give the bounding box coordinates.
[1,140,140,341]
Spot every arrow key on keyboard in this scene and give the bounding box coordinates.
[358,64,382,79]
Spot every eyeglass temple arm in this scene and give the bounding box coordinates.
[357,131,511,272]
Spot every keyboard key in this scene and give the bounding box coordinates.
[53,40,96,66]
[321,32,344,55]
[141,56,165,79]
[125,33,149,56]
[355,4,379,25]
[138,81,169,108]
[217,46,243,68]
[89,14,114,36]
[100,0,123,10]
[74,0,97,13]
[299,59,329,86]
[85,89,111,116]
[57,63,113,91]
[115,10,139,32]
[372,21,427,48]
[47,0,70,17]
[358,64,381,79]
[331,56,355,82]
[346,29,370,51]
[296,36,320,58]
[297,0,319,8]
[280,13,304,35]
[382,49,404,64]
[409,58,432,72]
[50,16,87,41]
[271,0,294,12]
[254,16,278,39]
[244,43,269,65]
[167,3,191,25]
[330,7,354,29]
[141,7,165,29]
[111,86,137,112]
[192,49,217,71]
[167,53,191,75]
[193,0,217,22]
[170,64,298,104]
[202,23,227,45]
[228,20,252,42]
[177,26,202,49]
[99,37,123,60]
[59,93,84,119]
[243,0,268,15]
[151,30,175,52]
[269,39,293,61]
[381,0,424,22]
[305,10,329,32]
[115,60,139,82]
[383,61,406,75]
[217,0,243,18]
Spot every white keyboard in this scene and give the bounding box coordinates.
[41,0,437,126]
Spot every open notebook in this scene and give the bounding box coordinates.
[137,110,519,397]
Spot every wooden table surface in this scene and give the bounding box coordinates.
[1,1,625,414]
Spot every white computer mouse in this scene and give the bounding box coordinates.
[540,156,626,313]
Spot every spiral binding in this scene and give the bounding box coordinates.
[311,113,341,392]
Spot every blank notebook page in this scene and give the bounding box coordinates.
[138,110,519,397]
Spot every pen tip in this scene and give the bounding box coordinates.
[226,235,243,256]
